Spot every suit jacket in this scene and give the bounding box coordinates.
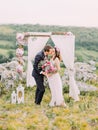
[32,50,45,77]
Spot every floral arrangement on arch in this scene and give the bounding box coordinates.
[16,47,24,57]
[16,64,23,74]
[16,33,25,45]
[66,31,73,36]
[16,33,28,46]
[16,44,24,77]
[16,33,26,77]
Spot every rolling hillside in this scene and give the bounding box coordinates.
[0,24,98,63]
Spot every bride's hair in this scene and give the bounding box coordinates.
[53,46,62,61]
[43,45,53,52]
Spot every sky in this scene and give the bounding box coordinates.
[0,0,98,27]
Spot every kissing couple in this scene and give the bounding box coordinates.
[32,45,66,107]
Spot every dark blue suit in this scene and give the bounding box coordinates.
[32,50,45,105]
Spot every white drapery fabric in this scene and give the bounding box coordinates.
[26,33,80,100]
[27,36,49,87]
[51,35,80,100]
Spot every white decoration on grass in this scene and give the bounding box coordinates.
[16,84,24,104]
[11,91,17,104]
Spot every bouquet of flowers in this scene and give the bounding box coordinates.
[41,60,57,74]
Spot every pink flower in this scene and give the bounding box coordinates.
[66,32,73,36]
[41,60,57,73]
[16,64,23,74]
[16,33,26,45]
[16,33,24,40]
[16,48,24,57]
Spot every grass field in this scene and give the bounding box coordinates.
[0,86,98,130]
[0,40,15,48]
[0,48,15,55]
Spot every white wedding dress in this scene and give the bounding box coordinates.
[48,58,66,107]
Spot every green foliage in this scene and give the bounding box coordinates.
[75,48,98,62]
[63,85,69,93]
[95,62,98,70]
[0,54,10,63]
[0,50,15,63]
[76,54,84,62]
[0,81,6,96]
[7,51,15,59]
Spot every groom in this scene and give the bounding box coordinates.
[32,45,53,105]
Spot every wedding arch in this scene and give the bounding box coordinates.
[16,32,80,100]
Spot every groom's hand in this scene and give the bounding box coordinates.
[40,71,47,76]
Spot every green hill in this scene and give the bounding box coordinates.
[0,24,98,63]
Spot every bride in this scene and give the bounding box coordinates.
[46,46,66,107]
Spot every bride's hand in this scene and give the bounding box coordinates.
[46,73,50,77]
[45,72,50,77]
[43,72,52,77]
[42,72,48,77]
[47,73,52,77]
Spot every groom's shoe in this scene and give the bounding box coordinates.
[34,101,41,106]
[35,100,40,105]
